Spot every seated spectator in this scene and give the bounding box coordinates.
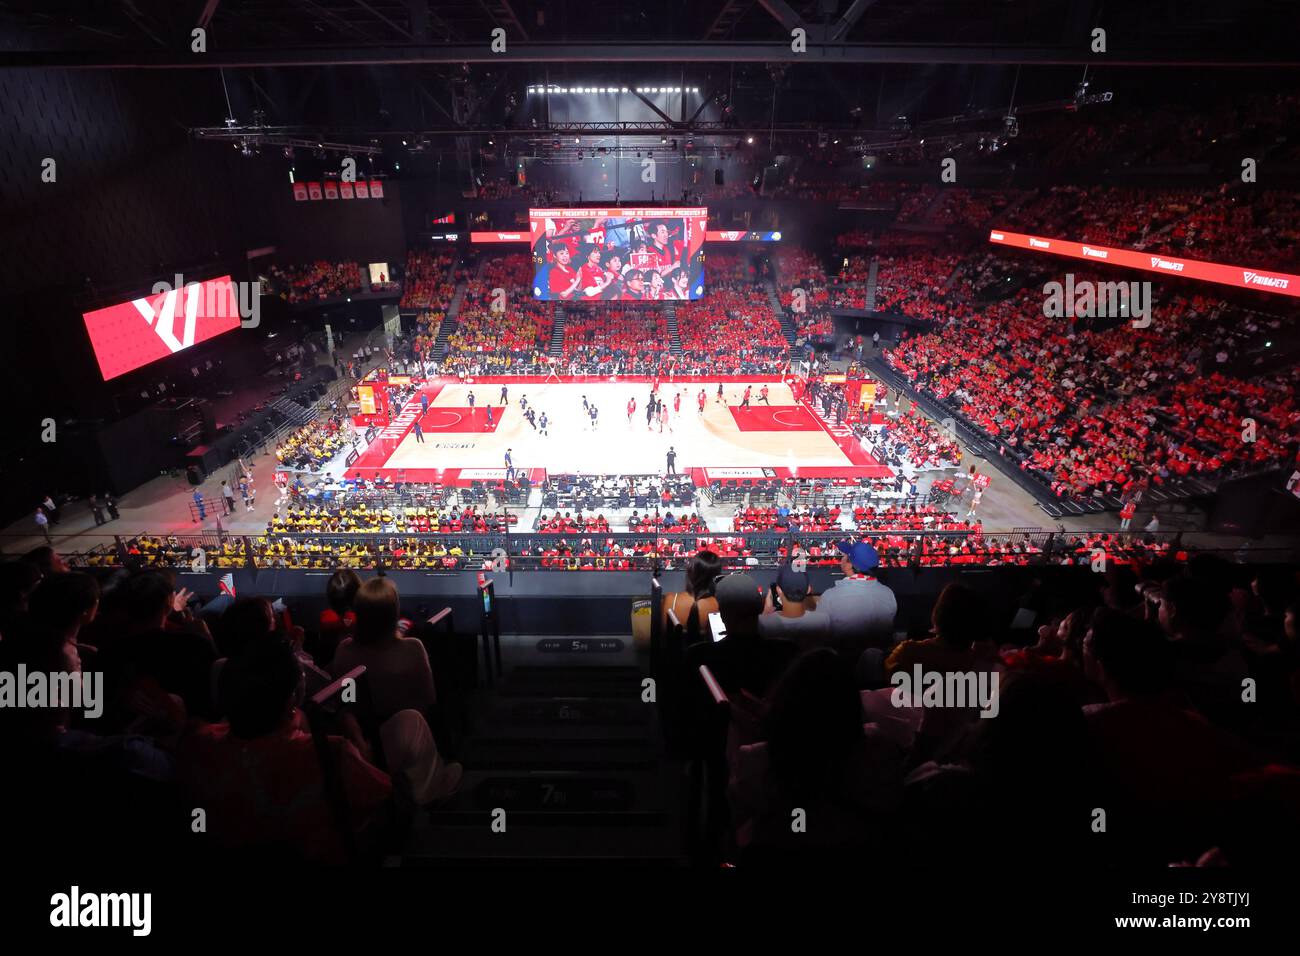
[177,639,392,863]
[816,541,897,655]
[685,573,799,705]
[758,562,829,647]
[663,550,723,639]
[1082,611,1262,855]
[100,570,218,722]
[317,568,361,666]
[330,576,437,720]
[729,649,905,858]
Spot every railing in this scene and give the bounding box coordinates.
[44,528,1300,572]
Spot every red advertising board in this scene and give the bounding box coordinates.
[81,276,244,381]
[470,231,527,243]
[988,229,1299,298]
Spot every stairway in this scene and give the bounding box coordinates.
[548,304,567,357]
[405,656,682,866]
[664,304,683,357]
[432,280,468,361]
[765,277,797,345]
[864,257,879,312]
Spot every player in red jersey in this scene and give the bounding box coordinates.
[627,396,636,423]
[673,391,681,416]
[697,389,707,414]
[740,385,752,408]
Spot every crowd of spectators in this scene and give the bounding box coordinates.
[268,260,364,304]
[399,249,456,310]
[275,417,350,472]
[2,557,468,863]
[733,505,842,533]
[676,253,789,374]
[886,280,1300,499]
[867,410,962,471]
[560,308,669,373]
[1004,183,1300,272]
[774,247,834,340]
[442,255,554,375]
[268,503,519,536]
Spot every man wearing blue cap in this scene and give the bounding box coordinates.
[817,540,897,652]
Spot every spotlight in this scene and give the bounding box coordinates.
[660,135,667,144]
[746,136,754,144]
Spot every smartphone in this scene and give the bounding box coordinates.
[482,589,493,615]
[769,583,783,611]
[708,611,727,643]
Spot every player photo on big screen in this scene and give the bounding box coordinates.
[529,207,707,301]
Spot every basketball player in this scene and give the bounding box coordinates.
[467,390,476,410]
[589,404,599,430]
[658,402,669,433]
[646,397,656,431]
[627,396,637,424]
[413,421,425,443]
[539,412,549,436]
[500,384,509,405]
[673,391,682,417]
[741,385,752,408]
[485,404,494,429]
[697,389,707,415]
[759,384,770,405]
[716,381,724,404]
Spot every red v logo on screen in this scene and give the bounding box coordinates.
[132,285,198,353]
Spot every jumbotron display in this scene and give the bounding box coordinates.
[529,207,707,301]
[81,275,244,381]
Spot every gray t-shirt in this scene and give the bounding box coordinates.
[815,577,898,646]
[758,609,831,647]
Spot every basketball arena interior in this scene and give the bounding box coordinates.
[1,0,1298,927]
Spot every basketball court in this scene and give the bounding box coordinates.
[343,377,894,485]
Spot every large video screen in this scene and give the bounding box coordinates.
[82,275,244,381]
[529,207,707,301]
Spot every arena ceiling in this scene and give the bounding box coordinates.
[1,1,1296,163]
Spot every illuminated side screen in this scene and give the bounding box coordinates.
[529,207,707,301]
[82,276,244,381]
[987,230,1299,299]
